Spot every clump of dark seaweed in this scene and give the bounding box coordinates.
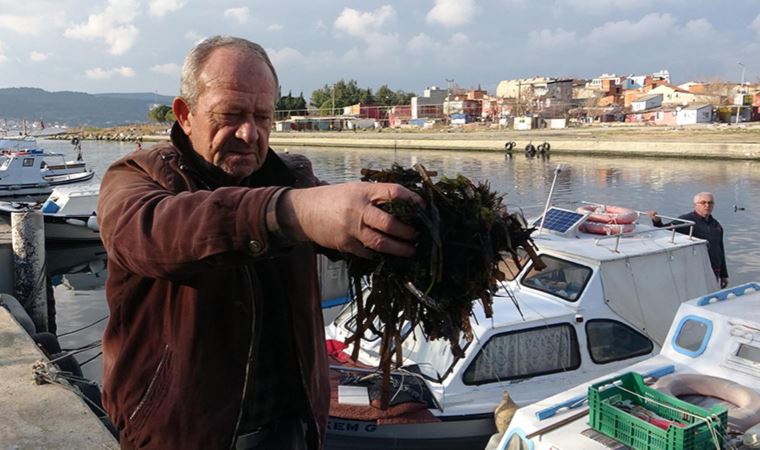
[344,163,542,408]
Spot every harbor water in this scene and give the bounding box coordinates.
[4,139,760,385]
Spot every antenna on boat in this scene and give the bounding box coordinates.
[537,164,562,235]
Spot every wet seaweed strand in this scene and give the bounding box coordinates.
[344,163,542,408]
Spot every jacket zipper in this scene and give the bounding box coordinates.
[129,344,170,421]
[229,268,258,450]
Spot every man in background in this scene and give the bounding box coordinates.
[649,192,728,288]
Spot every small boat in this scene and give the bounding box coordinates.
[0,138,94,198]
[323,203,719,450]
[500,282,760,449]
[0,184,100,242]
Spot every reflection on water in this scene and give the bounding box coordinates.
[21,140,760,384]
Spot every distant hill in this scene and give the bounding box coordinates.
[0,87,176,128]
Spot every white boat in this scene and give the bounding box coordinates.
[0,139,94,198]
[0,184,100,242]
[323,204,718,450]
[499,282,760,450]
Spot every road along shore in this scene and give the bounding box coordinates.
[268,132,760,160]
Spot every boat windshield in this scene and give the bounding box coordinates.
[520,255,592,302]
[335,301,468,382]
[0,156,9,170]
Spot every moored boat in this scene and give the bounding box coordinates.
[499,282,760,450]
[0,184,100,242]
[0,139,94,198]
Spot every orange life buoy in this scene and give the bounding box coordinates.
[576,205,638,224]
[580,221,636,235]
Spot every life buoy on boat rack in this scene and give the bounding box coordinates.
[580,221,635,235]
[653,374,760,432]
[576,204,638,224]
[504,141,516,152]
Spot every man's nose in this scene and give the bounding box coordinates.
[235,117,259,144]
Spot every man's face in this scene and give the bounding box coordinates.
[178,47,276,180]
[694,194,714,218]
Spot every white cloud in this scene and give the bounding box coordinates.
[449,32,469,46]
[150,63,180,75]
[529,28,577,48]
[562,0,652,11]
[334,5,395,37]
[85,66,135,80]
[0,40,7,63]
[224,7,249,24]
[148,0,186,17]
[585,13,675,44]
[29,51,50,61]
[268,47,307,67]
[0,14,48,35]
[682,18,713,35]
[408,33,437,54]
[426,0,476,27]
[406,32,470,56]
[184,30,204,43]
[64,0,140,55]
[752,14,760,34]
[267,24,283,31]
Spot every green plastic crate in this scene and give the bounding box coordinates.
[588,372,727,450]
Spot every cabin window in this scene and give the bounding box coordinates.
[498,248,529,281]
[23,157,35,167]
[736,344,760,364]
[586,319,653,364]
[520,256,591,302]
[462,323,580,385]
[671,315,713,358]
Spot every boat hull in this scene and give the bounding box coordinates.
[325,414,494,450]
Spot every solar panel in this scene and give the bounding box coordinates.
[534,207,588,235]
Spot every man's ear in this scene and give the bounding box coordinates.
[173,97,193,136]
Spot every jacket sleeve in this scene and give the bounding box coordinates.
[719,226,728,278]
[97,155,282,280]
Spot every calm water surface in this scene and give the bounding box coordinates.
[31,139,760,383]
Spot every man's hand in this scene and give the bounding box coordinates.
[720,277,728,289]
[646,210,659,222]
[277,182,423,259]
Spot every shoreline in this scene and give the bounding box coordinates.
[44,125,760,160]
[267,132,760,160]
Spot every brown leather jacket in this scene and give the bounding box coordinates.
[97,126,329,449]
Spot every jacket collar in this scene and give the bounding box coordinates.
[170,122,295,189]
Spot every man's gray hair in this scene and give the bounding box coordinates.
[693,192,714,203]
[180,35,279,109]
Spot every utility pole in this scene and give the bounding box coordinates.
[735,61,745,125]
[331,84,336,117]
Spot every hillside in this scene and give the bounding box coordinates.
[0,87,175,128]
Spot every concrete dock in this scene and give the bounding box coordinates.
[0,241,118,448]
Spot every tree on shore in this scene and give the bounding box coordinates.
[310,80,415,115]
[276,91,307,119]
[148,104,175,123]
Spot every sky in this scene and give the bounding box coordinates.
[1,0,760,99]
